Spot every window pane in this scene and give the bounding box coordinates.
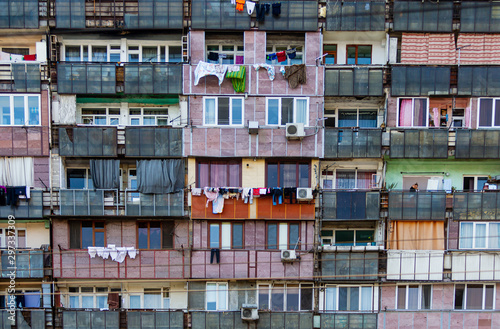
[70,296,79,308]
[299,164,309,188]
[218,284,227,310]
[356,230,374,246]
[495,100,500,127]
[281,98,294,125]
[150,222,161,249]
[92,46,107,62]
[460,223,473,249]
[281,163,297,187]
[206,283,217,310]
[82,296,93,308]
[17,230,26,248]
[144,292,161,309]
[357,46,372,65]
[221,223,231,250]
[27,96,39,125]
[295,99,307,125]
[338,287,348,310]
[300,284,313,311]
[232,223,243,249]
[143,47,158,62]
[397,286,406,309]
[267,164,278,188]
[267,99,279,125]
[421,285,431,309]
[210,224,220,249]
[289,224,299,248]
[231,98,243,125]
[485,285,494,310]
[267,224,277,249]
[475,223,487,248]
[130,296,141,309]
[347,46,356,65]
[67,169,86,189]
[488,223,500,249]
[0,96,10,125]
[407,286,419,310]
[218,98,230,125]
[258,285,269,310]
[338,110,357,127]
[66,46,81,61]
[96,296,107,308]
[479,99,493,127]
[360,286,372,311]
[197,163,209,188]
[94,231,105,247]
[211,163,228,187]
[169,46,182,63]
[13,96,24,125]
[228,163,240,187]
[454,284,465,309]
[205,98,216,125]
[138,222,148,249]
[413,99,428,127]
[359,110,377,128]
[82,222,93,249]
[466,285,483,310]
[286,285,299,311]
[271,285,284,311]
[336,170,355,189]
[325,287,336,311]
[335,231,355,246]
[349,287,359,311]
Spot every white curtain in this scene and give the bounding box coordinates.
[475,223,487,248]
[489,223,500,249]
[460,223,473,249]
[205,99,216,125]
[0,157,34,186]
[360,286,372,311]
[295,99,307,125]
[325,287,336,310]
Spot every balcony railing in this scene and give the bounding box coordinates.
[0,0,39,28]
[58,127,118,157]
[460,1,500,33]
[393,0,453,32]
[326,0,385,31]
[453,191,500,220]
[257,0,318,31]
[324,128,382,158]
[125,190,184,217]
[124,63,182,94]
[321,252,379,280]
[191,0,250,30]
[57,63,116,94]
[127,311,184,329]
[60,189,119,216]
[62,310,119,329]
[0,190,43,219]
[125,127,183,157]
[391,66,450,96]
[390,129,448,159]
[0,63,41,92]
[451,251,500,281]
[455,129,500,159]
[1,249,44,278]
[386,250,444,281]
[457,66,500,96]
[388,191,446,220]
[322,191,380,220]
[325,68,383,96]
[0,309,47,329]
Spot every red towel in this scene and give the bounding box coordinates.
[24,54,36,61]
[276,51,287,62]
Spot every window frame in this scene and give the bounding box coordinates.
[129,287,170,309]
[203,97,245,127]
[346,45,373,65]
[129,107,169,126]
[266,161,311,188]
[258,283,313,311]
[265,44,304,66]
[265,97,310,127]
[335,108,379,128]
[454,283,495,310]
[208,222,245,250]
[396,284,432,310]
[323,44,337,65]
[459,222,500,250]
[320,229,375,247]
[0,228,27,248]
[323,285,374,311]
[67,287,112,309]
[0,289,41,308]
[206,44,244,65]
[396,97,430,128]
[477,98,500,128]
[80,221,106,249]
[206,282,228,311]
[80,107,120,126]
[266,222,301,250]
[196,159,242,188]
[0,94,41,126]
[463,175,489,191]
[66,168,93,190]
[324,168,378,190]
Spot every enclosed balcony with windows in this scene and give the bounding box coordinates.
[392,0,453,32]
[326,0,385,31]
[0,0,41,29]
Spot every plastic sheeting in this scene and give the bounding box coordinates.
[136,159,184,194]
[90,159,120,189]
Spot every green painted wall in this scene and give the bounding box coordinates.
[385,158,500,190]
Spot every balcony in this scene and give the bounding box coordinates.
[124,63,182,94]
[0,310,47,329]
[390,129,448,159]
[0,190,43,219]
[61,310,119,329]
[54,249,188,279]
[58,127,118,157]
[326,0,385,31]
[321,252,379,281]
[322,191,380,221]
[0,0,40,29]
[455,129,500,159]
[325,68,383,97]
[391,66,450,96]
[257,0,318,31]
[0,63,42,92]
[324,128,382,158]
[457,66,500,96]
[57,63,116,94]
[125,127,183,157]
[125,190,184,217]
[386,250,444,281]
[191,0,250,30]
[451,251,500,281]
[393,0,453,32]
[453,192,500,220]
[388,192,446,220]
[460,1,500,33]
[191,250,314,279]
[59,189,119,216]
[1,249,45,278]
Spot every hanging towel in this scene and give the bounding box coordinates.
[284,64,307,88]
[96,247,104,258]
[272,3,281,16]
[266,53,277,61]
[127,247,138,259]
[204,187,219,207]
[194,61,228,85]
[246,1,256,15]
[102,249,110,259]
[23,54,36,61]
[208,52,219,61]
[212,194,225,214]
[88,247,97,258]
[115,247,128,263]
[286,48,297,59]
[235,55,244,64]
[226,65,246,93]
[276,51,287,62]
[236,0,245,11]
[253,63,276,80]
[242,188,253,204]
[109,249,118,261]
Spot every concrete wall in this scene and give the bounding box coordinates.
[0,222,49,249]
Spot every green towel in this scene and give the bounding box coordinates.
[226,66,246,93]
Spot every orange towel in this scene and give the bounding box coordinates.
[236,0,245,11]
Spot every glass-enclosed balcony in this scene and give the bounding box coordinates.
[124,63,182,94]
[58,127,118,157]
[326,0,385,31]
[325,68,383,97]
[322,191,380,220]
[390,129,448,159]
[455,129,500,159]
[1,249,44,278]
[125,190,184,217]
[125,127,183,157]
[393,0,453,32]
[0,310,47,328]
[457,66,500,96]
[191,0,250,30]
[257,0,318,31]
[460,1,500,33]
[389,192,446,220]
[454,192,500,220]
[0,63,41,92]
[321,252,379,280]
[57,63,116,94]
[0,0,39,28]
[59,189,119,216]
[0,190,43,219]
[324,128,382,158]
[391,66,450,97]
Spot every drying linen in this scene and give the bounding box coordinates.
[242,188,253,204]
[236,0,245,11]
[127,247,138,259]
[88,247,97,258]
[272,2,281,16]
[256,3,265,22]
[246,1,256,14]
[212,194,225,214]
[191,188,202,196]
[115,247,128,263]
[286,48,296,59]
[204,187,219,207]
[208,52,219,61]
[284,64,306,88]
[276,51,287,62]
[253,64,276,80]
[194,61,228,85]
[226,65,246,92]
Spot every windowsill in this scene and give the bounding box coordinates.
[322,245,382,252]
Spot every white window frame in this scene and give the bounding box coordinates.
[258,283,313,311]
[129,288,170,309]
[454,283,496,310]
[67,287,110,309]
[477,98,500,128]
[206,44,244,65]
[81,107,120,126]
[335,108,379,128]
[129,107,169,126]
[320,229,375,247]
[0,94,41,126]
[396,97,430,128]
[203,97,244,127]
[265,44,304,66]
[396,284,432,310]
[323,285,374,312]
[459,222,500,249]
[265,97,309,127]
[0,228,26,248]
[206,282,228,311]
[463,175,489,191]
[321,168,377,190]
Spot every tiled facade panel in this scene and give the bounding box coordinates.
[34,157,50,189]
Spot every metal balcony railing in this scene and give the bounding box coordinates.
[324,128,382,158]
[454,191,500,220]
[388,191,446,220]
[1,249,45,278]
[0,63,41,92]
[125,190,184,217]
[59,189,119,216]
[322,190,380,220]
[455,129,500,159]
[57,62,116,94]
[58,127,118,157]
[0,190,43,219]
[325,67,384,97]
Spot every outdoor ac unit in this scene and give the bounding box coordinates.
[286,123,305,139]
[281,249,297,262]
[297,188,313,201]
[241,304,259,321]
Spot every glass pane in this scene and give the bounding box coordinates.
[397,286,406,309]
[95,231,104,247]
[281,98,294,125]
[271,285,284,311]
[338,110,357,127]
[408,286,419,309]
[0,96,10,125]
[150,222,161,249]
[267,224,277,249]
[218,284,227,310]
[82,222,93,249]
[460,222,473,249]
[210,224,220,249]
[267,99,279,125]
[339,287,348,310]
[231,98,243,125]
[70,296,79,308]
[335,231,355,246]
[267,164,278,188]
[289,224,299,248]
[488,223,500,249]
[130,296,140,309]
[347,46,356,65]
[92,46,107,62]
[66,46,81,61]
[475,223,487,248]
[286,285,299,311]
[144,292,161,308]
[349,287,359,311]
[357,46,372,64]
[205,98,216,125]
[356,230,374,246]
[206,283,217,310]
[138,222,148,249]
[479,99,493,127]
[218,98,230,125]
[336,170,355,189]
[299,164,309,188]
[258,285,269,310]
[96,296,107,308]
[325,287,336,311]
[485,285,494,310]
[169,46,182,63]
[281,163,297,187]
[421,285,431,309]
[143,47,158,62]
[13,96,24,125]
[465,285,483,310]
[454,284,465,309]
[360,286,372,310]
[232,223,243,249]
[359,110,377,128]
[82,296,93,308]
[295,99,307,125]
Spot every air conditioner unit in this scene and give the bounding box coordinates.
[286,123,305,140]
[281,249,297,262]
[241,304,259,321]
[297,187,313,201]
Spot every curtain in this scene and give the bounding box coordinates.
[460,222,473,249]
[357,171,375,189]
[432,108,440,127]
[325,287,336,310]
[389,221,444,250]
[295,99,307,125]
[475,223,487,248]
[360,287,372,311]
[0,157,34,186]
[212,163,228,187]
[281,164,297,187]
[136,159,184,194]
[489,223,500,249]
[399,99,413,126]
[90,159,120,189]
[465,106,471,128]
[413,99,427,126]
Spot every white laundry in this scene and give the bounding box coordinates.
[191,188,202,196]
[96,247,104,257]
[87,247,97,258]
[102,249,110,259]
[242,187,253,204]
[194,61,228,85]
[109,249,118,261]
[246,1,256,14]
[127,247,138,259]
[115,247,128,263]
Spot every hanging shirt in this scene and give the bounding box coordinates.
[276,51,287,62]
[272,3,281,16]
[246,1,256,15]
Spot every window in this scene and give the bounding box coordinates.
[337,109,377,128]
[258,283,313,311]
[397,285,432,310]
[68,287,112,309]
[129,288,170,309]
[266,97,308,126]
[64,44,182,63]
[266,45,303,65]
[69,221,105,249]
[0,290,41,308]
[206,283,228,311]
[346,45,372,65]
[2,48,29,56]
[81,108,120,125]
[459,222,500,249]
[0,95,40,126]
[206,45,244,65]
[137,222,174,249]
[324,285,373,311]
[320,229,375,247]
[209,222,243,249]
[0,228,26,248]
[323,45,337,65]
[128,45,182,63]
[266,223,300,250]
[478,99,500,128]
[197,160,241,188]
[398,98,429,127]
[204,97,244,126]
[454,284,495,310]
[267,162,309,188]
[333,170,376,189]
[67,168,93,189]
[463,176,488,191]
[129,108,169,126]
